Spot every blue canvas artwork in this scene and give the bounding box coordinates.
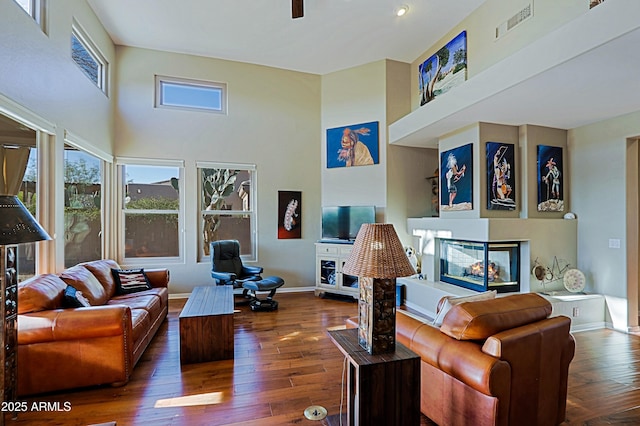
[441,143,473,211]
[537,145,564,212]
[326,121,379,169]
[486,142,516,211]
[419,30,467,106]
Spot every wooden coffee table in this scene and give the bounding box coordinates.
[179,285,234,364]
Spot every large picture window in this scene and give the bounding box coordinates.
[198,163,256,261]
[119,161,183,261]
[64,145,103,267]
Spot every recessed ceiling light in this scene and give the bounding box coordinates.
[396,5,409,17]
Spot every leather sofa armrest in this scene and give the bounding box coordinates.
[144,268,170,288]
[438,339,511,396]
[411,323,510,396]
[18,305,132,345]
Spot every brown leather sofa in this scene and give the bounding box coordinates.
[16,259,169,396]
[347,293,575,426]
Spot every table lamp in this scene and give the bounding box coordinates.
[342,223,415,355]
[0,195,51,420]
[0,195,51,246]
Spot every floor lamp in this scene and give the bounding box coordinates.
[342,223,415,355]
[0,195,51,424]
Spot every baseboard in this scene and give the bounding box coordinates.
[571,321,606,333]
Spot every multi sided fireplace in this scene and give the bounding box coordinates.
[439,239,520,293]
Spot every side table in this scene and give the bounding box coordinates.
[328,328,420,426]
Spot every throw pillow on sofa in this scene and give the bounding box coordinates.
[62,285,91,308]
[111,269,152,295]
[432,290,497,327]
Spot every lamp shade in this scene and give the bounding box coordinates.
[0,195,51,245]
[342,223,414,279]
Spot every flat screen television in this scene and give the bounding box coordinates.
[321,205,376,241]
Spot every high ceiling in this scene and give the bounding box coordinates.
[86,0,485,75]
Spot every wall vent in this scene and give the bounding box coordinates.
[495,3,533,40]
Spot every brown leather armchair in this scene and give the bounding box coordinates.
[347,293,575,426]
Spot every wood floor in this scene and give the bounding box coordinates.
[6,292,640,425]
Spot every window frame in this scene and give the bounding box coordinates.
[71,20,108,94]
[155,75,227,115]
[116,158,185,265]
[198,161,257,262]
[13,0,47,32]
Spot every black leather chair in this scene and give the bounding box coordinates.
[210,240,285,311]
[210,240,263,292]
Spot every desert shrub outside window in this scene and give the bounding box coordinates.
[198,163,256,262]
[120,162,182,260]
[64,145,103,267]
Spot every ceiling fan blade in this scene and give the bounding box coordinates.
[292,0,303,19]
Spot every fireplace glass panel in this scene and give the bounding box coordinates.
[440,240,520,293]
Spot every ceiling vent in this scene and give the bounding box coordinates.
[495,3,533,40]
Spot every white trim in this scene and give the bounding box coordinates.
[117,156,185,168]
[64,129,113,163]
[0,92,55,134]
[196,161,256,171]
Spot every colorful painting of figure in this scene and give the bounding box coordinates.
[486,142,516,211]
[278,191,301,239]
[537,145,564,212]
[419,31,467,106]
[326,121,379,169]
[440,143,473,211]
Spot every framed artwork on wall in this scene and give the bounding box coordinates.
[440,143,473,211]
[419,30,467,107]
[537,145,564,212]
[278,191,301,239]
[326,121,379,168]
[486,142,516,210]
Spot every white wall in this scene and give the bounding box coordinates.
[410,0,586,109]
[0,0,115,154]
[569,111,640,329]
[114,46,322,293]
[320,61,388,212]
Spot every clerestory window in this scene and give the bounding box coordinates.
[155,76,227,114]
[71,21,108,93]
